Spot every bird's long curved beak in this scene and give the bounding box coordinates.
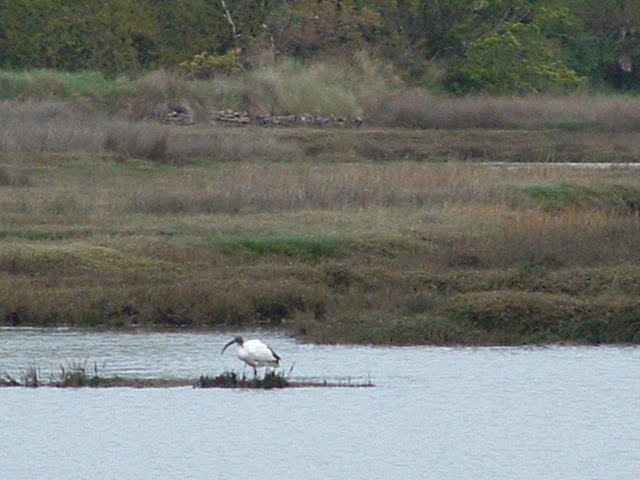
[221,338,237,355]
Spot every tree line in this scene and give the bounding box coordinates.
[1,0,639,93]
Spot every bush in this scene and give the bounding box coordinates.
[180,51,244,79]
[446,22,587,94]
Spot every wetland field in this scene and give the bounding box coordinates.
[2,99,640,345]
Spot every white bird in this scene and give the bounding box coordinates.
[221,336,281,377]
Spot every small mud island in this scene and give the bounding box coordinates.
[1,366,373,389]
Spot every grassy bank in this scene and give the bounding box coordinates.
[2,101,640,345]
[5,67,640,131]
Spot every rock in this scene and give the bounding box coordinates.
[155,102,196,125]
[210,109,251,126]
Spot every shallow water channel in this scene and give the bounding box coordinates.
[1,328,639,480]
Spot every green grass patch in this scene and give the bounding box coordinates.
[542,119,597,131]
[525,183,615,210]
[525,183,640,216]
[209,236,345,259]
[0,69,125,109]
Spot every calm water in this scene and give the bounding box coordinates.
[1,328,639,480]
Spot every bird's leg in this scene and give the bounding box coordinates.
[253,366,257,378]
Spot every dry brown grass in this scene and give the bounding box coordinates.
[0,101,303,163]
[362,92,640,131]
[0,101,104,153]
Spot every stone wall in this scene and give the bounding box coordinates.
[160,104,363,127]
[210,109,363,128]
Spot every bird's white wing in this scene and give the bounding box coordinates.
[244,339,280,363]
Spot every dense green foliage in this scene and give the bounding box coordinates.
[1,0,640,92]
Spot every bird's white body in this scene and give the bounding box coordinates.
[237,339,280,369]
[221,337,281,376]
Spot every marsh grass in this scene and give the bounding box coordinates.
[5,99,640,166]
[0,62,369,119]
[196,371,291,389]
[195,370,373,388]
[0,69,215,118]
[4,360,105,388]
[245,60,362,116]
[0,373,20,387]
[0,166,31,186]
[0,101,104,153]
[296,314,471,345]
[0,360,195,388]
[52,360,104,388]
[0,101,303,163]
[362,92,640,131]
[445,291,640,344]
[523,183,640,216]
[22,363,40,387]
[103,123,169,162]
[2,118,640,343]
[0,70,119,106]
